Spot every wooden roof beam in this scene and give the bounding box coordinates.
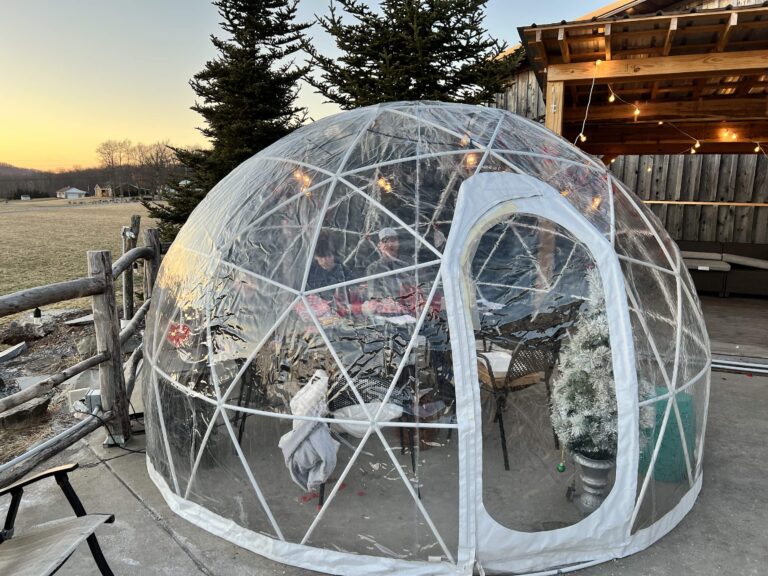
[558,27,572,64]
[533,29,549,68]
[716,12,738,52]
[563,97,768,122]
[523,6,768,35]
[663,17,677,56]
[547,49,768,84]
[604,23,612,61]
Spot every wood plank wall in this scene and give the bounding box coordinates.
[609,154,768,243]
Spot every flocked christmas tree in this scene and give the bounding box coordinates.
[144,0,310,239]
[550,268,618,461]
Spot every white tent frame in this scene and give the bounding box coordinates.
[144,103,711,576]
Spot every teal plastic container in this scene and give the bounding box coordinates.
[639,388,696,483]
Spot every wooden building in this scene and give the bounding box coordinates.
[497,0,768,244]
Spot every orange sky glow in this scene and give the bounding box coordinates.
[0,0,604,172]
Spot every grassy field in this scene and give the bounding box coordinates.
[0,198,156,314]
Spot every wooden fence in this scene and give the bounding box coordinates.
[0,217,161,488]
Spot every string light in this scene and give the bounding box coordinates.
[376,176,393,193]
[633,107,640,117]
[690,147,697,154]
[608,93,616,103]
[293,169,312,196]
[658,121,664,126]
[459,133,471,147]
[464,153,479,168]
[731,132,737,140]
[591,196,602,211]
[610,158,616,164]
[646,166,652,172]
[755,143,762,153]
[573,59,599,146]
[694,140,701,149]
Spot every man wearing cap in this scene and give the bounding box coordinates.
[363,227,406,314]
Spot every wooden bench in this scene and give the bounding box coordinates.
[0,463,115,576]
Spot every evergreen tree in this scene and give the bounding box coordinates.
[145,0,310,239]
[304,0,520,109]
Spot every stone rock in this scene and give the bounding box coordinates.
[65,314,94,326]
[0,341,27,363]
[0,319,54,345]
[76,334,97,357]
[0,394,51,430]
[16,375,53,391]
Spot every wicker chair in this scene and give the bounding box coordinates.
[477,301,581,471]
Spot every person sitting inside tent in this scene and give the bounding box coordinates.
[298,232,361,325]
[362,227,410,316]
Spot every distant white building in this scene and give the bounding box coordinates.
[55,186,88,199]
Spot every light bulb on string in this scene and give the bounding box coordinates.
[690,147,697,154]
[633,107,640,117]
[658,121,664,125]
[579,133,587,143]
[646,166,652,172]
[694,140,701,149]
[608,92,616,103]
[731,133,737,140]
[377,176,393,193]
[755,143,762,153]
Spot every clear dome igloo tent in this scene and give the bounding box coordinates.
[142,101,711,575]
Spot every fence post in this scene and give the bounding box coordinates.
[88,250,131,445]
[121,215,141,321]
[143,229,161,300]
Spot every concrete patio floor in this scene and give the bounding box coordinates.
[3,297,767,575]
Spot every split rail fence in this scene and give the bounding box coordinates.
[0,216,163,488]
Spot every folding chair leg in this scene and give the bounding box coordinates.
[496,401,510,471]
[56,474,114,576]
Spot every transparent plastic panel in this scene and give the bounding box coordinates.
[676,290,710,390]
[634,389,695,533]
[221,184,331,291]
[612,180,675,270]
[180,157,289,255]
[493,153,613,237]
[691,371,710,479]
[264,108,377,174]
[143,370,175,490]
[232,410,352,543]
[221,300,337,415]
[208,267,298,400]
[628,302,671,403]
[155,377,218,497]
[417,103,502,149]
[343,110,422,171]
[305,431,457,562]
[316,267,440,431]
[621,260,679,391]
[310,184,432,286]
[343,155,467,256]
[492,118,589,163]
[148,247,218,391]
[184,409,279,539]
[472,214,616,531]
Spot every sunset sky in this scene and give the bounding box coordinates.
[0,0,605,171]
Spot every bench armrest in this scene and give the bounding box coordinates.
[0,464,79,496]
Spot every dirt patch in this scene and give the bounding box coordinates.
[0,308,96,464]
